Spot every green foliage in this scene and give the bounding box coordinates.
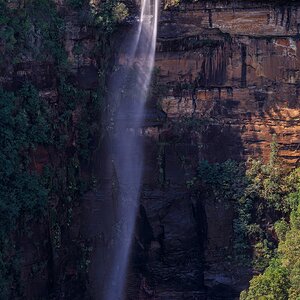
[278,205,300,269]
[275,219,289,241]
[157,142,167,186]
[233,194,253,265]
[253,239,276,271]
[289,260,300,300]
[284,168,300,211]
[113,2,129,22]
[246,141,288,212]
[164,0,180,9]
[196,141,299,271]
[149,67,168,105]
[243,202,300,299]
[67,0,85,9]
[241,259,290,300]
[56,80,103,161]
[91,0,129,33]
[0,85,50,297]
[0,0,114,296]
[198,159,246,202]
[237,141,289,268]
[196,159,255,264]
[0,0,67,68]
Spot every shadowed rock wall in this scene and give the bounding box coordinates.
[156,0,300,165]
[128,1,300,298]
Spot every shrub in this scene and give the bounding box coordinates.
[242,259,290,300]
[0,85,50,297]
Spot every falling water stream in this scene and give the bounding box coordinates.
[102,0,159,299]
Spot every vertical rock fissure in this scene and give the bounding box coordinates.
[241,44,247,88]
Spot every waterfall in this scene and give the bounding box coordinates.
[102,0,159,299]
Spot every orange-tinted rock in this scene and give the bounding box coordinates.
[4,0,300,298]
[155,1,300,167]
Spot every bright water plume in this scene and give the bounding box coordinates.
[102,0,159,299]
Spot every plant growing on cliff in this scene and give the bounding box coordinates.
[164,0,180,9]
[234,143,300,299]
[196,159,253,264]
[0,85,51,297]
[198,159,246,203]
[195,141,298,271]
[241,199,300,300]
[67,0,85,9]
[0,0,116,296]
[91,0,129,32]
[0,0,67,68]
[240,259,290,300]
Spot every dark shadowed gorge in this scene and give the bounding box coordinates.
[0,0,300,299]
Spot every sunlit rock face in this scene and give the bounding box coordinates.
[128,1,300,298]
[156,1,300,166]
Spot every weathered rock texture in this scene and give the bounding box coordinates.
[2,1,300,299]
[157,0,300,166]
[129,1,300,298]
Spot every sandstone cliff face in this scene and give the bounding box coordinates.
[2,1,300,299]
[131,1,300,298]
[156,1,300,165]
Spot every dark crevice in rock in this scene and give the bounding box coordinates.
[241,44,247,88]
